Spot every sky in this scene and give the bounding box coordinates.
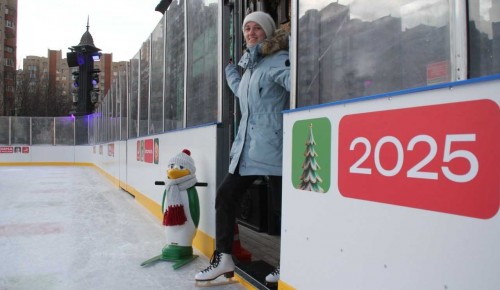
[16,0,164,68]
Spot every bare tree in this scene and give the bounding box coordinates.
[15,70,73,117]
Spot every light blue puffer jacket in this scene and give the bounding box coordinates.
[225,41,290,176]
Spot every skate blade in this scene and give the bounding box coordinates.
[195,276,239,288]
[266,281,278,287]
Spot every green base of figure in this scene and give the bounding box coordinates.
[141,245,198,270]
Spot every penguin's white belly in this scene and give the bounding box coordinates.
[164,189,196,247]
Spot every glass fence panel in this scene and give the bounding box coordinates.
[11,117,30,145]
[139,39,151,137]
[164,0,185,131]
[151,18,165,134]
[55,117,75,145]
[297,0,451,106]
[119,67,128,140]
[75,115,89,145]
[32,117,55,145]
[0,117,9,145]
[468,0,500,78]
[186,0,218,127]
[129,53,140,138]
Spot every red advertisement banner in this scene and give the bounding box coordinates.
[144,139,153,163]
[338,99,500,219]
[0,147,13,153]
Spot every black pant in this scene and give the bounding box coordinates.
[215,170,282,254]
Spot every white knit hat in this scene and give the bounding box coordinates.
[242,11,276,39]
[168,149,196,174]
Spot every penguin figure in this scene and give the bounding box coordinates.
[141,149,200,269]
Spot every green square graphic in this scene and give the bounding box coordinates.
[291,117,331,193]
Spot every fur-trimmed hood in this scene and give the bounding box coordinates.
[261,29,290,56]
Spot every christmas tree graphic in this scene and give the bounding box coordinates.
[297,123,325,193]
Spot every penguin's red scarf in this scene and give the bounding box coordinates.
[163,174,197,226]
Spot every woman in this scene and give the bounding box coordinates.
[195,11,290,284]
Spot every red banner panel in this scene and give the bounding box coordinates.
[338,100,500,219]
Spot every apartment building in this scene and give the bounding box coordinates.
[0,0,17,115]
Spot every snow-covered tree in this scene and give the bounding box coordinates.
[298,123,324,192]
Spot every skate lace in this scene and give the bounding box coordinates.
[201,251,221,273]
[271,266,280,276]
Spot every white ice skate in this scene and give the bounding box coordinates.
[265,266,280,284]
[195,251,238,287]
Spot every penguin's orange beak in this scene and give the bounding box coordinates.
[167,168,190,179]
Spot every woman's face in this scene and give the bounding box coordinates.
[244,21,266,47]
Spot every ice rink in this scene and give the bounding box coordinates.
[0,166,246,290]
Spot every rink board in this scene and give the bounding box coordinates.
[281,76,500,290]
